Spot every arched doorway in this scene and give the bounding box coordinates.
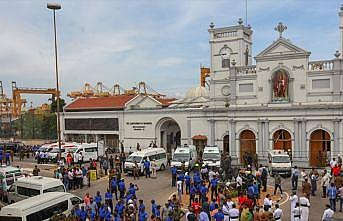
[223,135,229,153]
[239,130,256,164]
[273,129,292,152]
[310,129,331,167]
[157,118,181,155]
[192,135,207,158]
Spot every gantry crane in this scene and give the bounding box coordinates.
[11,81,58,118]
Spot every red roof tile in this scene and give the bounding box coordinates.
[192,135,208,140]
[156,98,176,107]
[65,95,136,111]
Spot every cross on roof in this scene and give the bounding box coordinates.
[274,22,287,38]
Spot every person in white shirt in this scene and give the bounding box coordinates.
[330,158,337,168]
[227,204,239,221]
[263,194,273,211]
[176,180,182,202]
[321,170,332,198]
[299,194,310,221]
[292,203,302,221]
[222,197,234,221]
[322,204,334,221]
[289,191,299,221]
[208,169,216,181]
[273,204,283,221]
[236,174,243,192]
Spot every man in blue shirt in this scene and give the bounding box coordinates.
[105,189,113,213]
[115,199,125,218]
[144,159,150,178]
[79,206,87,221]
[118,178,126,199]
[138,199,145,216]
[99,205,107,220]
[185,172,192,194]
[189,183,197,206]
[327,182,337,211]
[138,206,148,221]
[128,183,139,197]
[171,166,177,187]
[209,175,219,201]
[213,208,225,221]
[200,182,208,205]
[151,199,158,217]
[94,191,102,209]
[111,177,118,200]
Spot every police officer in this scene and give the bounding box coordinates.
[228,204,239,221]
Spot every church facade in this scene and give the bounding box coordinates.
[61,6,343,167]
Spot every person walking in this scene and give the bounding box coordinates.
[322,204,334,221]
[227,204,239,221]
[310,173,318,196]
[292,166,300,190]
[338,185,343,212]
[299,194,310,221]
[289,191,299,221]
[171,166,177,187]
[292,203,302,221]
[143,159,150,178]
[261,166,268,192]
[321,170,332,198]
[302,178,311,199]
[33,165,40,176]
[274,173,283,195]
[273,204,283,221]
[327,183,337,211]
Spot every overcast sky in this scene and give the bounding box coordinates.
[0,0,342,106]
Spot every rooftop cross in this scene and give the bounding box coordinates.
[274,22,287,38]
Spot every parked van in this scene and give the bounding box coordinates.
[61,142,105,162]
[124,148,167,174]
[268,150,292,176]
[7,176,66,204]
[0,192,83,221]
[0,166,24,202]
[202,146,221,168]
[171,144,197,170]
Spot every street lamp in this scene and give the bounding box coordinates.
[47,3,62,160]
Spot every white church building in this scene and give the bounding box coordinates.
[61,6,343,167]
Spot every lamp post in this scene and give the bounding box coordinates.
[47,3,62,160]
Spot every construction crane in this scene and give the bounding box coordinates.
[67,83,94,99]
[12,81,58,118]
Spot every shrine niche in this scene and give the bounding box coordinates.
[272,69,289,102]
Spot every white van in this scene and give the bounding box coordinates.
[202,146,221,168]
[171,144,197,170]
[7,176,66,204]
[0,166,24,202]
[61,142,105,162]
[124,148,167,174]
[268,150,292,176]
[0,192,83,221]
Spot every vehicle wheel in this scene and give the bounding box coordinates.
[160,164,166,171]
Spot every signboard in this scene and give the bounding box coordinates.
[65,118,119,131]
[126,122,152,131]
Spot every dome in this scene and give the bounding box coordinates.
[185,86,209,99]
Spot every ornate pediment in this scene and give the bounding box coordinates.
[255,37,310,61]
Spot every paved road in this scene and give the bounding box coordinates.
[8,158,343,220]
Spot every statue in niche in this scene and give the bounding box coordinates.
[272,69,289,101]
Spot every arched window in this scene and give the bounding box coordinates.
[272,69,289,102]
[220,45,232,68]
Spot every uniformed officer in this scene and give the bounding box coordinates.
[292,203,302,221]
[322,204,334,221]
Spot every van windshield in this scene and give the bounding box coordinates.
[203,153,220,161]
[66,148,78,153]
[273,156,290,163]
[172,154,189,162]
[126,156,142,163]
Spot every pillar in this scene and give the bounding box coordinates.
[263,120,270,157]
[339,5,343,58]
[208,119,215,146]
[257,120,264,156]
[229,119,237,157]
[334,119,341,157]
[293,119,300,160]
[187,119,192,145]
[300,120,307,159]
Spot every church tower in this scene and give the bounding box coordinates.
[208,19,253,107]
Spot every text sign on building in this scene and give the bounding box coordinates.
[126,122,152,131]
[65,118,119,131]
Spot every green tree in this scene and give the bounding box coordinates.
[50,98,66,113]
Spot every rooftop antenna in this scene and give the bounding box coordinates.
[245,0,248,26]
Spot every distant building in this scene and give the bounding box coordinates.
[61,6,343,167]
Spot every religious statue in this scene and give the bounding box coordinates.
[272,69,289,101]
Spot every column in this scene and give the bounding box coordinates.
[300,120,307,159]
[257,120,264,156]
[334,119,341,157]
[230,119,237,157]
[187,119,192,145]
[293,119,300,159]
[208,119,215,146]
[263,120,270,157]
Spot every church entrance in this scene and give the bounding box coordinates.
[273,129,292,152]
[239,130,256,165]
[157,118,181,155]
[192,135,207,158]
[310,129,331,167]
[223,135,229,153]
